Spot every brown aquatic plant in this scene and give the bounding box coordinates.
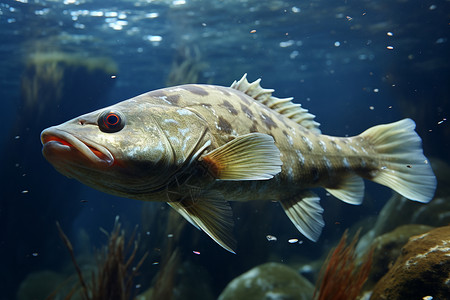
[150,208,185,300]
[151,248,180,300]
[314,229,373,300]
[21,51,118,124]
[166,45,208,86]
[51,217,148,300]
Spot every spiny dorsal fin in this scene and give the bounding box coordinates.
[231,74,321,134]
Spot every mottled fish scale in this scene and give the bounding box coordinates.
[143,83,379,198]
[41,74,436,253]
[152,84,372,186]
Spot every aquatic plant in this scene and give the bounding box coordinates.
[150,249,180,300]
[314,230,373,300]
[166,45,208,86]
[148,209,185,300]
[52,217,148,300]
[21,51,117,111]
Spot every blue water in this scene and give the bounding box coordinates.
[1,0,448,299]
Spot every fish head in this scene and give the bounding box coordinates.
[41,99,209,199]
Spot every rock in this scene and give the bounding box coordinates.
[356,159,450,258]
[136,260,215,300]
[17,270,65,300]
[173,261,215,300]
[356,193,450,256]
[364,224,434,290]
[218,262,314,300]
[371,225,450,299]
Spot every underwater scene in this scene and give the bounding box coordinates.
[1,0,449,299]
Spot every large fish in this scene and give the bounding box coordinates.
[41,74,436,253]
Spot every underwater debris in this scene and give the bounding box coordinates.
[314,230,373,300]
[52,217,148,300]
[266,234,277,241]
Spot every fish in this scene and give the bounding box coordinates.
[41,74,437,253]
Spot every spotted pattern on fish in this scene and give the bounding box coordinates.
[200,102,212,108]
[41,74,436,253]
[342,158,351,170]
[183,85,209,96]
[310,162,320,183]
[249,121,259,133]
[295,150,305,165]
[166,94,180,105]
[276,115,290,129]
[235,90,252,106]
[260,112,277,130]
[217,116,233,134]
[318,140,327,152]
[222,100,239,116]
[163,118,179,125]
[330,139,342,152]
[215,86,231,96]
[240,103,254,119]
[149,90,166,98]
[349,145,359,154]
[301,136,314,151]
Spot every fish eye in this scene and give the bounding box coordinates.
[98,110,126,133]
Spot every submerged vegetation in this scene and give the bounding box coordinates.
[147,209,185,300]
[21,51,117,123]
[49,217,148,300]
[165,45,208,86]
[314,230,373,300]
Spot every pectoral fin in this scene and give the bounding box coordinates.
[200,133,282,180]
[168,190,236,253]
[280,191,324,242]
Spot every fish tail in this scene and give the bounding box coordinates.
[360,118,436,202]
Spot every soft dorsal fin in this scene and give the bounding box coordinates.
[230,74,321,134]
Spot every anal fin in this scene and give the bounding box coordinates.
[168,190,236,253]
[325,174,364,205]
[168,202,200,230]
[200,133,282,180]
[280,191,324,242]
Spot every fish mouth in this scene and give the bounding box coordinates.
[41,127,114,167]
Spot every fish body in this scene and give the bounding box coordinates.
[41,75,437,253]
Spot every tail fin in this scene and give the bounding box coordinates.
[360,118,436,203]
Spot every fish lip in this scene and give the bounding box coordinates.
[41,127,114,166]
